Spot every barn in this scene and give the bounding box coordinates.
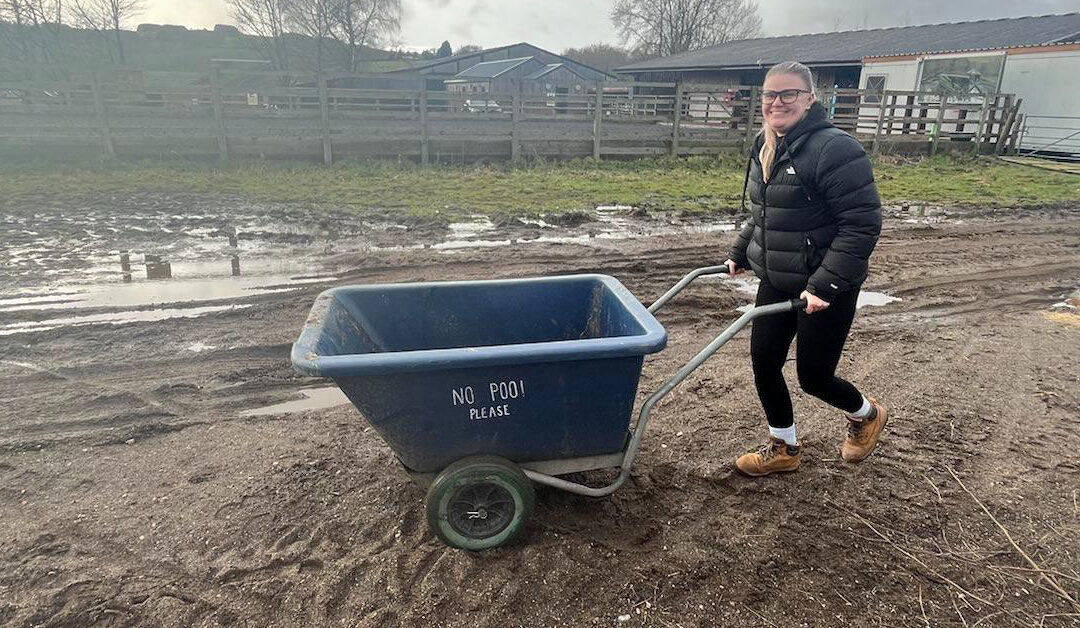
[390,42,616,91]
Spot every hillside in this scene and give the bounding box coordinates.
[0,21,415,78]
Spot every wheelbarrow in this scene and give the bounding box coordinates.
[290,267,806,550]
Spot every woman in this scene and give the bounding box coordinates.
[725,61,886,477]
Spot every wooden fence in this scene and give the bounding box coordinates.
[0,68,1025,163]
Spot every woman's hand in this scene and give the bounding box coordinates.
[724,259,744,276]
[800,290,830,314]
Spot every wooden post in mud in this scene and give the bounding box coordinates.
[90,73,115,158]
[930,95,948,157]
[209,66,228,161]
[744,86,759,151]
[119,252,132,283]
[419,83,430,166]
[669,79,683,157]
[593,81,604,159]
[228,227,240,276]
[318,73,333,165]
[511,80,522,161]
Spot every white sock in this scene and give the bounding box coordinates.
[850,396,873,420]
[769,425,798,446]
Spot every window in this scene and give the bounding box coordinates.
[865,75,886,104]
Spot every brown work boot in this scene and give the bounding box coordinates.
[736,437,801,477]
[841,397,889,463]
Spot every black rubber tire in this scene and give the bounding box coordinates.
[425,455,534,550]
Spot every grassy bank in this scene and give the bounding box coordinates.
[2,154,1078,215]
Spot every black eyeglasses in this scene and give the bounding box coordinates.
[761,89,810,104]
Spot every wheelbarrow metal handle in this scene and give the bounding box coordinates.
[648,264,730,314]
[524,285,808,497]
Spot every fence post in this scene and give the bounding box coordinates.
[670,79,683,157]
[930,95,948,157]
[1010,112,1025,154]
[1002,98,1023,155]
[318,73,333,165]
[90,72,116,158]
[994,95,1014,156]
[419,82,429,166]
[872,91,889,155]
[512,80,522,161]
[971,95,992,156]
[743,85,758,152]
[209,66,228,161]
[593,81,604,159]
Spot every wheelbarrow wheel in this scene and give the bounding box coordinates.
[425,455,534,550]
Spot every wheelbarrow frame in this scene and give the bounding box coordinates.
[509,265,805,497]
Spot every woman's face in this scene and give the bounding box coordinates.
[762,72,815,133]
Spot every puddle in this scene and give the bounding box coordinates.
[0,304,251,336]
[0,274,337,313]
[447,216,496,237]
[726,277,900,313]
[1050,290,1079,310]
[858,292,902,308]
[430,208,735,252]
[241,387,351,417]
[431,238,514,251]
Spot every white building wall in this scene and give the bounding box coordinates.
[1000,50,1080,154]
[854,60,919,133]
[859,60,919,91]
[852,50,1080,153]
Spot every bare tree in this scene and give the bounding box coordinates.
[286,0,334,73]
[0,0,66,66]
[455,43,482,55]
[69,0,145,65]
[329,0,401,72]
[611,0,761,58]
[562,43,633,73]
[228,0,291,70]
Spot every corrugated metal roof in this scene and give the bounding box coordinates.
[521,63,594,81]
[617,13,1080,72]
[523,63,564,80]
[454,57,534,79]
[392,42,618,80]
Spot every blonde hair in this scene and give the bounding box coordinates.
[760,61,816,182]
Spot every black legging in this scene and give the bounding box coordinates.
[750,279,864,428]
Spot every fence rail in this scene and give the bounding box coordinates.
[1017,115,1080,161]
[0,68,1024,163]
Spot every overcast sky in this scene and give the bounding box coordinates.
[140,0,1080,52]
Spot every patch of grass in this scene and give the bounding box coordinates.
[2,153,1078,216]
[874,155,1080,207]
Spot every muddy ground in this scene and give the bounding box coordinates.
[1,202,1079,627]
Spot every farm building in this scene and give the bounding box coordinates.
[390,42,616,91]
[617,13,1080,156]
[444,57,599,95]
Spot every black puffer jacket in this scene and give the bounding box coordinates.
[729,102,881,301]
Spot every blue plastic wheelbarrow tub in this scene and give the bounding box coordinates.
[291,274,667,473]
